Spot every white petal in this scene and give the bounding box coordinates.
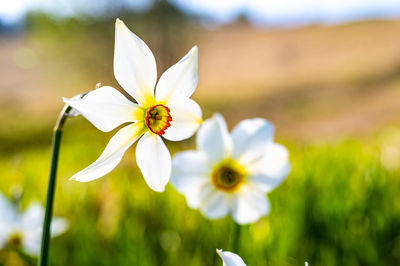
[63,86,140,132]
[114,19,157,105]
[232,186,270,225]
[50,218,69,237]
[217,249,247,266]
[231,118,274,165]
[0,194,16,248]
[246,143,290,192]
[136,132,171,192]
[71,123,145,182]
[200,190,232,219]
[21,203,44,231]
[155,46,198,103]
[20,204,68,255]
[163,98,202,141]
[171,151,213,208]
[0,194,16,224]
[23,238,41,255]
[196,113,232,163]
[20,203,44,255]
[172,150,211,177]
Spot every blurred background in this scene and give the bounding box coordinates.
[1,0,400,265]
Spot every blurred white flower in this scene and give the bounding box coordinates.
[0,194,68,256]
[217,249,246,266]
[172,114,290,224]
[63,19,202,192]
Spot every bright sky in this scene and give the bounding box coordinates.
[1,0,400,26]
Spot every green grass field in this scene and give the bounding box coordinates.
[1,117,399,266]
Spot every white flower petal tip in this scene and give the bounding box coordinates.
[115,18,128,31]
[69,176,85,182]
[155,44,199,103]
[114,17,157,104]
[69,123,144,183]
[216,249,247,266]
[186,45,198,64]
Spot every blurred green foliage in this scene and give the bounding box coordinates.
[1,116,400,266]
[1,2,400,265]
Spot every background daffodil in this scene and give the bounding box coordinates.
[63,19,202,192]
[0,194,68,256]
[171,114,290,224]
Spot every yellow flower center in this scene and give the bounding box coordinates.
[145,104,172,136]
[212,159,246,192]
[7,233,23,249]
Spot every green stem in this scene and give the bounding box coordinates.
[38,102,76,266]
[230,222,242,254]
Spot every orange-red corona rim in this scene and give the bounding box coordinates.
[145,104,173,136]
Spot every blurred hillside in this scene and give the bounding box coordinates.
[0,10,400,142]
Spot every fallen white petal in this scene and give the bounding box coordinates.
[163,97,202,141]
[136,132,171,192]
[217,249,247,266]
[114,19,157,105]
[196,113,232,164]
[63,86,139,132]
[71,123,145,182]
[231,118,274,165]
[155,46,198,103]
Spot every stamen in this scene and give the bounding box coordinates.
[7,233,23,248]
[145,104,173,136]
[212,160,245,192]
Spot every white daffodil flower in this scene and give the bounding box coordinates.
[171,114,290,224]
[63,19,202,192]
[0,194,68,256]
[217,249,246,266]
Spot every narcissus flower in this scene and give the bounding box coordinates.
[172,114,290,224]
[217,249,246,266]
[63,19,202,192]
[0,194,68,256]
